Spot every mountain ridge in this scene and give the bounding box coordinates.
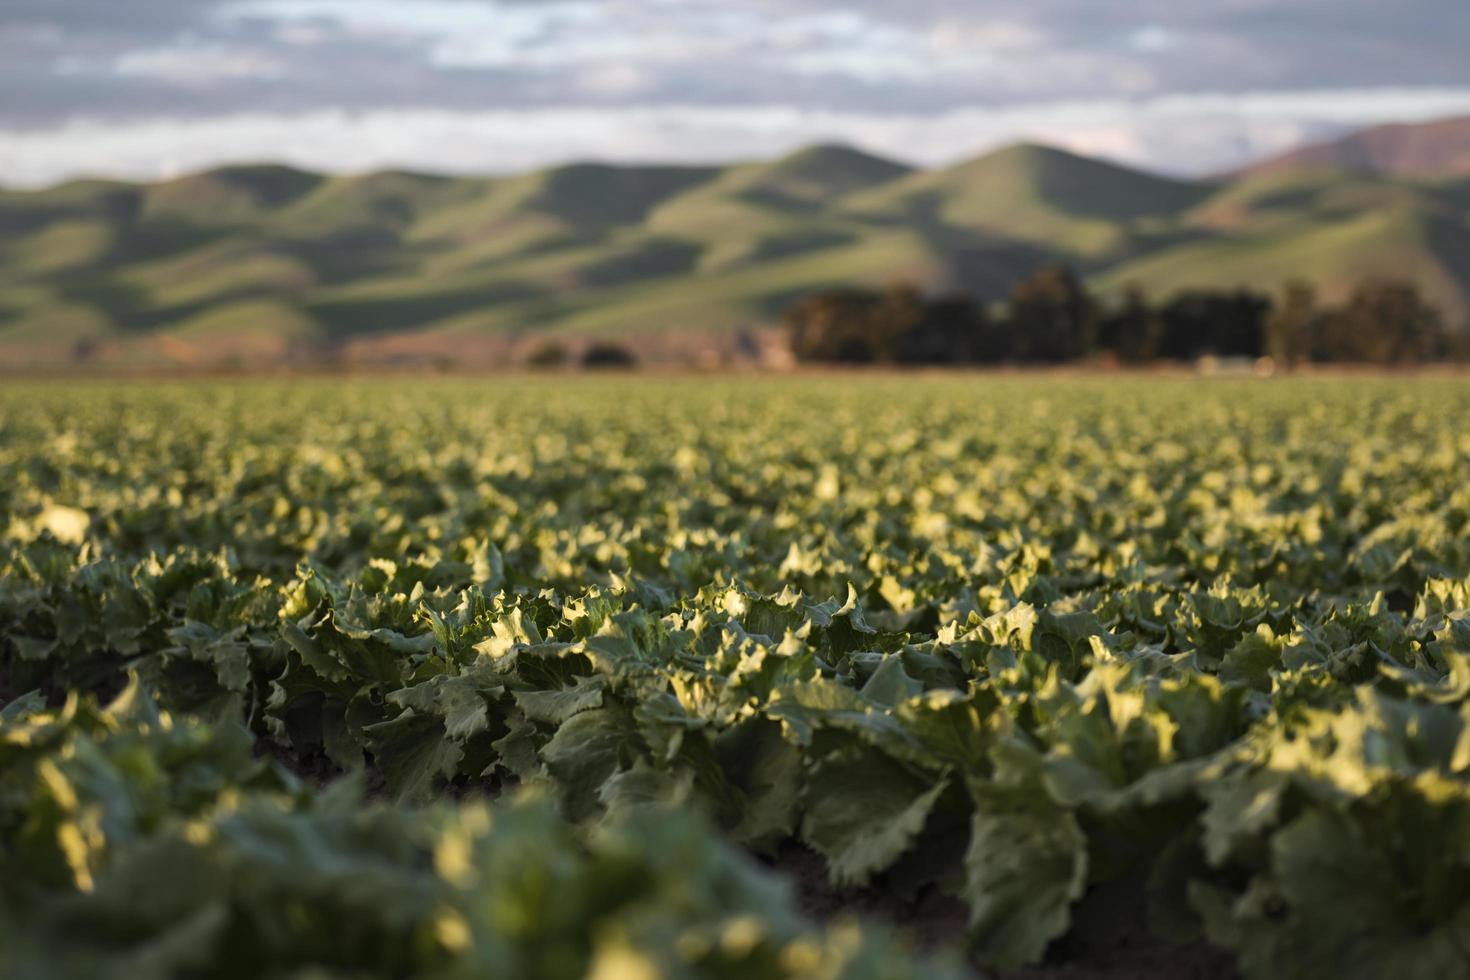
[3,133,1469,366]
[1236,116,1470,179]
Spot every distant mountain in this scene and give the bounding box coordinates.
[845,143,1212,258]
[1238,117,1470,179]
[3,137,1470,367]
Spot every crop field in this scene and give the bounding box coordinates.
[3,376,1470,979]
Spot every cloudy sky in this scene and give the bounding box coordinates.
[3,0,1470,186]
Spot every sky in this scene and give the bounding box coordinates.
[3,0,1470,187]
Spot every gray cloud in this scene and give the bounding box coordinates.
[2,0,1468,181]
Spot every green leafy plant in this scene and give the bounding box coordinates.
[3,377,1470,977]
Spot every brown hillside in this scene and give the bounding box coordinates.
[1240,117,1470,179]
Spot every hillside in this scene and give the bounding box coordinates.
[1101,168,1470,323]
[2,137,1470,367]
[1238,116,1470,179]
[844,143,1213,260]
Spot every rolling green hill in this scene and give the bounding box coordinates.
[842,143,1214,259]
[2,138,1469,366]
[1101,169,1470,321]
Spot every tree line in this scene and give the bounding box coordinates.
[784,265,1463,366]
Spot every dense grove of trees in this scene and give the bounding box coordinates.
[784,264,1463,366]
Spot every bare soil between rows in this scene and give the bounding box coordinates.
[769,844,1240,980]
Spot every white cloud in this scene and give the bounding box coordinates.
[208,1,1108,93]
[7,86,1470,188]
[1128,25,1180,52]
[571,63,651,98]
[218,0,779,74]
[217,0,601,39]
[931,18,1049,53]
[218,0,607,66]
[113,45,286,82]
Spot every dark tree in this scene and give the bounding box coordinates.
[1097,285,1161,363]
[70,337,101,363]
[1266,280,1319,368]
[1006,264,1099,362]
[1154,289,1271,360]
[581,342,638,369]
[1309,279,1447,363]
[524,340,571,368]
[894,294,1005,364]
[785,283,924,363]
